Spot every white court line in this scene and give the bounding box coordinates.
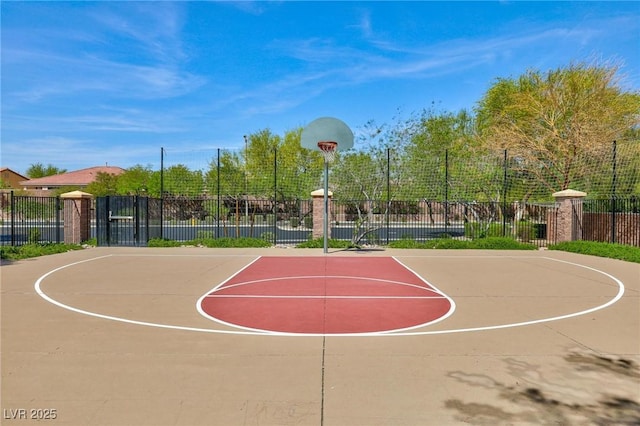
[210,275,446,294]
[390,256,626,336]
[195,265,456,334]
[33,254,626,337]
[204,274,446,297]
[206,295,445,299]
[34,254,268,335]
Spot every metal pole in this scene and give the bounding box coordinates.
[56,196,61,243]
[444,150,449,234]
[386,147,390,245]
[273,148,278,245]
[244,135,249,220]
[502,149,508,237]
[160,147,164,239]
[134,195,140,246]
[106,196,111,246]
[323,159,329,254]
[611,140,617,243]
[217,148,220,238]
[10,190,15,246]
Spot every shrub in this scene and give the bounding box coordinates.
[470,237,536,250]
[548,241,640,263]
[148,236,272,248]
[0,243,83,260]
[196,230,215,239]
[388,237,536,250]
[464,222,507,239]
[27,228,41,244]
[296,237,353,249]
[260,232,275,244]
[516,221,534,242]
[82,237,97,246]
[197,237,271,248]
[429,238,471,249]
[387,238,422,249]
[148,238,182,247]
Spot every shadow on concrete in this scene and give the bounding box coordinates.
[444,352,640,425]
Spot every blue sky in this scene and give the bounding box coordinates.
[2,1,639,175]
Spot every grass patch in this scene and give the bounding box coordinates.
[388,237,537,250]
[147,238,182,247]
[147,237,272,248]
[194,237,272,248]
[548,241,640,263]
[296,238,355,249]
[0,243,84,260]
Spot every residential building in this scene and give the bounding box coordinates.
[20,166,125,196]
[0,167,29,190]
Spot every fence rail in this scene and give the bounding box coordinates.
[1,192,63,245]
[331,200,554,246]
[3,192,639,248]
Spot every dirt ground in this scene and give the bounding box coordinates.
[1,247,638,425]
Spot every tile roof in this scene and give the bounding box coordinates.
[1,167,29,181]
[20,166,125,187]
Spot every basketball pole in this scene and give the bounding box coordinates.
[323,158,329,254]
[300,117,353,254]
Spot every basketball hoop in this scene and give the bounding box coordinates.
[317,141,338,163]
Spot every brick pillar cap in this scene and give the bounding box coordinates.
[552,189,586,199]
[60,190,94,199]
[311,189,332,197]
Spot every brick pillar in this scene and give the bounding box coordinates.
[551,189,586,243]
[311,188,332,239]
[61,190,93,244]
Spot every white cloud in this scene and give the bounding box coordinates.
[2,136,160,173]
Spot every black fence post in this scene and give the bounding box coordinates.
[105,196,111,246]
[134,195,140,246]
[10,191,15,246]
[56,196,61,243]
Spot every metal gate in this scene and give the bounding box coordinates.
[96,196,161,246]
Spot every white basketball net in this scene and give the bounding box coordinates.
[318,141,337,163]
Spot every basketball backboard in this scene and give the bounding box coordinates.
[300,117,354,152]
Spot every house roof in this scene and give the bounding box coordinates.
[20,166,125,187]
[1,167,30,189]
[1,167,29,181]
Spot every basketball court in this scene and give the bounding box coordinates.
[1,246,638,425]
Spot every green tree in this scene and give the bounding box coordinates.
[400,108,503,202]
[26,163,67,178]
[116,165,160,196]
[84,172,119,196]
[163,164,203,196]
[245,129,280,197]
[208,151,244,197]
[476,62,640,195]
[275,128,324,200]
[205,150,248,228]
[329,120,399,244]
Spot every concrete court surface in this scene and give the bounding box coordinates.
[1,246,638,426]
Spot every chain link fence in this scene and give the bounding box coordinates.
[160,140,638,203]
